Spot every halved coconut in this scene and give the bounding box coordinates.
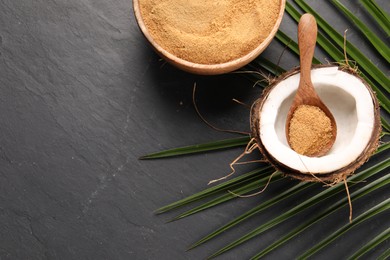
[251,65,381,183]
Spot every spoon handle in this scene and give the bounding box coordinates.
[298,13,317,92]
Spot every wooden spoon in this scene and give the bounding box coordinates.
[285,13,337,157]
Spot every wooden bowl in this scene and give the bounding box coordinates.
[133,0,286,75]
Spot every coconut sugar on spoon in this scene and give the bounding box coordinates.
[288,105,333,156]
[138,0,281,64]
[286,14,337,157]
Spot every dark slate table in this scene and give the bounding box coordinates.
[0,1,388,259]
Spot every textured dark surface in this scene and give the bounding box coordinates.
[0,0,389,259]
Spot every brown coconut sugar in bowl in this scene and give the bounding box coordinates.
[138,0,281,64]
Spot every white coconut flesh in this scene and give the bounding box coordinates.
[259,66,375,174]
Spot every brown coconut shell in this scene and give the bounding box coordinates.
[250,65,381,184]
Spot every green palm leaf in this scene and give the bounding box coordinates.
[140,136,250,159]
[251,173,390,259]
[382,117,390,132]
[207,155,390,259]
[377,142,390,153]
[275,30,322,64]
[330,0,390,62]
[251,56,286,75]
[188,181,312,250]
[360,0,390,36]
[155,166,271,214]
[169,170,281,221]
[378,247,390,260]
[285,2,345,62]
[348,227,390,259]
[299,198,390,259]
